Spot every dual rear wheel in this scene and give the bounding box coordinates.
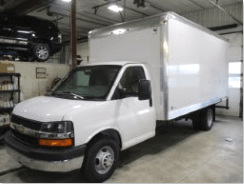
[192,108,214,131]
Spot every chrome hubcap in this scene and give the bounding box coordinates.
[95,146,114,174]
[36,46,49,60]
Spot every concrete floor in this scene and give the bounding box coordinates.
[0,115,242,183]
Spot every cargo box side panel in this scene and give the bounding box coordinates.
[167,18,228,120]
[89,28,164,119]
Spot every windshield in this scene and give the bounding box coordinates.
[51,65,121,100]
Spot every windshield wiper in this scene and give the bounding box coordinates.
[52,91,84,100]
[69,92,84,100]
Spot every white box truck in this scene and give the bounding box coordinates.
[5,12,228,182]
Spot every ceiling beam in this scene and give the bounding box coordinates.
[83,10,119,23]
[53,12,109,27]
[92,1,149,17]
[59,27,88,35]
[57,22,90,33]
[47,2,118,25]
[9,0,53,14]
[187,0,205,9]
[208,23,238,31]
[208,0,243,26]
[144,0,167,12]
[63,36,88,45]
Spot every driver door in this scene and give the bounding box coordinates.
[113,65,156,148]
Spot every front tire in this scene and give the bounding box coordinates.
[33,43,50,62]
[82,136,119,183]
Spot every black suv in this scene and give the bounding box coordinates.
[0,13,62,62]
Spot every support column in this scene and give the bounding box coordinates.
[71,0,77,69]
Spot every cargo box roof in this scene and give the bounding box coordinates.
[89,12,228,42]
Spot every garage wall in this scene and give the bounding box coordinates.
[182,3,243,27]
[216,33,243,117]
[0,61,70,102]
[64,42,90,65]
[45,52,62,64]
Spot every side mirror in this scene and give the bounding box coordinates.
[138,80,151,100]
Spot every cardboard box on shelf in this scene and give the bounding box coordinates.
[0,62,15,73]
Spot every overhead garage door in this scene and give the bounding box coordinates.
[216,32,243,117]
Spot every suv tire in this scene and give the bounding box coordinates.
[33,43,50,62]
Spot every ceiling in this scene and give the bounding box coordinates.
[0,0,243,41]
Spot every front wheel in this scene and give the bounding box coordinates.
[82,136,119,182]
[33,43,50,62]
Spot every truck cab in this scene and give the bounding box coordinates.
[4,62,156,182]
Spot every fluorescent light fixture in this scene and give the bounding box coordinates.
[108,5,123,12]
[62,0,71,2]
[112,29,126,35]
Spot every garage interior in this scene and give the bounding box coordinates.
[0,0,243,183]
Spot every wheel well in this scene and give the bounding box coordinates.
[31,39,52,52]
[190,105,215,120]
[32,38,50,45]
[87,129,122,149]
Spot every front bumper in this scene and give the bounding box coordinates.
[0,123,10,136]
[4,131,86,172]
[0,121,10,129]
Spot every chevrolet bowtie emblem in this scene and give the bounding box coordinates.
[17,125,25,133]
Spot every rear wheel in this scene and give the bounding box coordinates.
[82,136,119,182]
[192,108,214,131]
[33,43,50,62]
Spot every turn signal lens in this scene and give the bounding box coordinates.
[39,139,73,147]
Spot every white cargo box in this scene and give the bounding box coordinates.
[89,12,228,121]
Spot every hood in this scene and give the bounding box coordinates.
[13,96,99,122]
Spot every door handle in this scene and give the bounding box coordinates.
[3,28,11,31]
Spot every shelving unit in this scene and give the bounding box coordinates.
[0,73,21,112]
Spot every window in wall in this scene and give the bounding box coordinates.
[228,62,242,88]
[229,62,241,74]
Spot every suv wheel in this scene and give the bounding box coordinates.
[33,43,50,62]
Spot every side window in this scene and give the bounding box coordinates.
[120,67,146,93]
[112,66,146,100]
[12,16,32,29]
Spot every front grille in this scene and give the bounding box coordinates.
[11,129,38,147]
[11,114,42,131]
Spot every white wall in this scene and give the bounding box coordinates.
[0,61,70,102]
[182,3,243,28]
[216,33,243,117]
[65,42,90,65]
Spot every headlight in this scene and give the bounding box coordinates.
[41,121,73,133]
[58,32,62,43]
[39,121,74,139]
